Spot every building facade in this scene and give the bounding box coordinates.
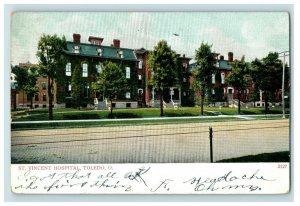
[190,52,254,107]
[58,34,192,109]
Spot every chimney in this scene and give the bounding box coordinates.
[220,55,224,60]
[183,54,186,58]
[73,33,81,43]
[113,39,120,48]
[228,52,233,62]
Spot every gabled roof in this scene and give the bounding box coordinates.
[65,41,138,62]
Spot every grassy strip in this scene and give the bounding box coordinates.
[11,107,290,121]
[11,117,238,130]
[217,151,290,162]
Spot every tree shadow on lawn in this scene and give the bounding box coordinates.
[217,151,290,162]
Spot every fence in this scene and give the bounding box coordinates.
[11,118,289,164]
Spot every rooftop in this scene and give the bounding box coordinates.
[65,41,138,62]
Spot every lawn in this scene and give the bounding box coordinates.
[11,106,289,122]
[217,151,290,162]
[11,116,239,130]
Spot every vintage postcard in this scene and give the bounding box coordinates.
[10,12,290,194]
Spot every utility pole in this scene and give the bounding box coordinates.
[279,51,289,119]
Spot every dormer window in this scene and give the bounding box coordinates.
[74,45,80,54]
[118,50,124,58]
[96,48,103,56]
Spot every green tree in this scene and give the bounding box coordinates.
[93,62,128,116]
[251,52,282,114]
[23,68,39,109]
[194,42,216,115]
[149,40,178,117]
[36,34,66,120]
[12,66,39,109]
[11,65,28,106]
[226,56,251,114]
[71,64,84,110]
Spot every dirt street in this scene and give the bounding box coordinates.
[11,119,289,163]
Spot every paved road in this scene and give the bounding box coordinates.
[11,119,289,163]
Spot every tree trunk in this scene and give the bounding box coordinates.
[159,89,164,117]
[23,91,25,107]
[13,92,17,110]
[200,85,205,115]
[238,91,241,114]
[48,77,53,120]
[110,100,113,116]
[264,91,268,114]
[30,96,33,109]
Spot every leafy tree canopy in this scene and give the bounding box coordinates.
[149,40,178,89]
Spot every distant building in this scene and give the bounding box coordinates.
[11,62,57,109]
[190,52,253,107]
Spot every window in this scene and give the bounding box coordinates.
[126,103,131,108]
[96,48,103,56]
[42,82,47,90]
[82,63,88,77]
[221,73,225,84]
[138,60,143,69]
[42,94,47,101]
[183,63,187,68]
[74,45,80,54]
[183,78,186,82]
[118,50,124,58]
[34,94,39,101]
[183,91,186,96]
[26,94,31,100]
[96,64,102,73]
[126,67,130,79]
[212,89,215,95]
[138,75,142,80]
[68,84,72,91]
[138,89,143,95]
[84,85,89,98]
[215,61,219,67]
[126,92,131,99]
[212,74,215,84]
[66,62,71,76]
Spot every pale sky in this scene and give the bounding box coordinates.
[10,12,289,65]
